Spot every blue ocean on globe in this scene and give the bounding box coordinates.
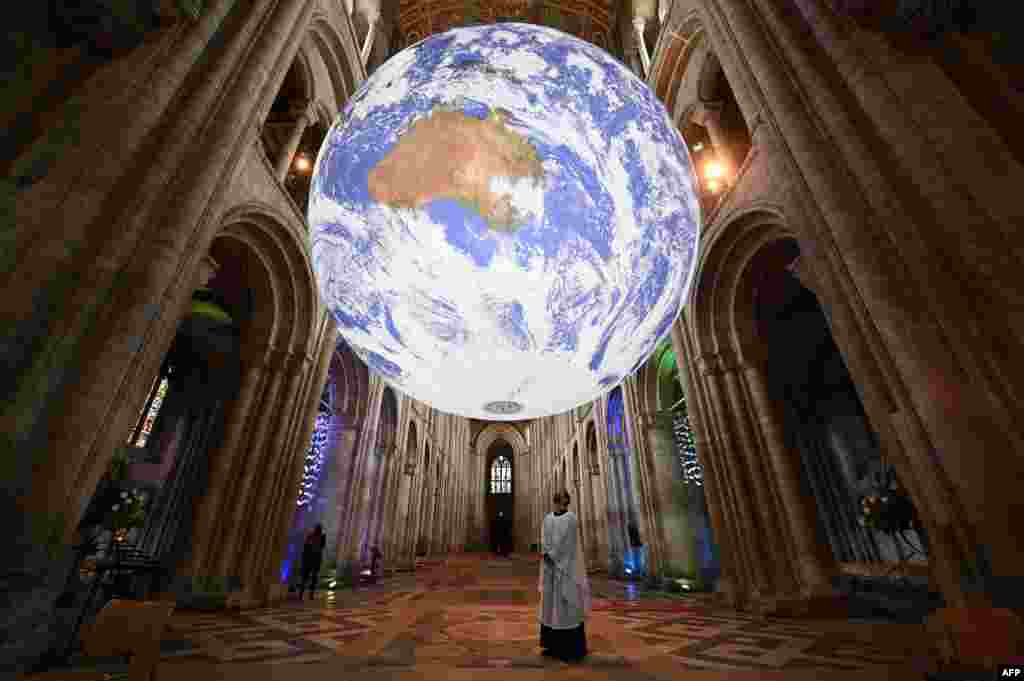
[309,23,701,420]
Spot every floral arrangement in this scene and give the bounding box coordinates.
[107,488,148,537]
[858,486,917,534]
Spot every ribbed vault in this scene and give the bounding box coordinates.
[394,0,618,51]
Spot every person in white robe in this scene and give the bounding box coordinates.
[538,488,591,661]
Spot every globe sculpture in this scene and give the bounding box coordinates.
[310,23,701,420]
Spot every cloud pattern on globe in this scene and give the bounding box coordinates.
[310,23,700,420]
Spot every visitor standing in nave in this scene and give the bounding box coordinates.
[298,524,326,600]
[539,489,591,662]
[497,511,511,557]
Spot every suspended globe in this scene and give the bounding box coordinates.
[310,23,701,420]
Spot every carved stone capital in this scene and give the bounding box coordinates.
[690,100,725,128]
[195,255,220,289]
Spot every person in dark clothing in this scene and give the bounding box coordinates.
[369,545,383,582]
[298,524,326,600]
[496,512,511,557]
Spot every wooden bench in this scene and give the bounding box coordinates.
[25,600,174,681]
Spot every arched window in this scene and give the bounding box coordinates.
[127,363,174,449]
[490,455,511,494]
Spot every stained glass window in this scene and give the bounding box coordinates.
[490,455,511,494]
[128,375,169,448]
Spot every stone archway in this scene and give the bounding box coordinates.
[681,206,954,609]
[486,441,514,555]
[178,202,326,604]
[474,423,528,550]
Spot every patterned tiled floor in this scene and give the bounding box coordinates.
[155,555,927,680]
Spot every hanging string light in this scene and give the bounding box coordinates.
[673,401,703,486]
[296,412,332,508]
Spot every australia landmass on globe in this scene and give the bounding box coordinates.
[367,106,542,233]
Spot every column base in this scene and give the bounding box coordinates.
[265,583,289,606]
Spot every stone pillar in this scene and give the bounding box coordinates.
[392,465,413,565]
[265,326,334,597]
[743,363,836,596]
[632,17,652,77]
[721,365,797,596]
[358,448,382,559]
[378,444,403,559]
[671,324,739,601]
[212,352,289,580]
[643,415,695,579]
[367,444,392,552]
[705,0,1024,582]
[700,360,770,598]
[237,352,309,596]
[33,0,318,542]
[360,11,379,65]
[328,426,359,566]
[185,359,266,576]
[275,103,314,180]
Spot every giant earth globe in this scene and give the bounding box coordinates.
[310,23,701,420]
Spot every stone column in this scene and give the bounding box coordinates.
[378,444,403,559]
[34,0,317,541]
[265,327,334,595]
[237,353,308,596]
[403,464,421,567]
[391,465,413,564]
[743,363,836,595]
[342,398,380,567]
[185,358,266,576]
[367,443,392,552]
[213,352,289,580]
[328,426,359,566]
[358,447,383,559]
[632,17,652,77]
[360,11,379,65]
[671,323,739,600]
[705,0,1024,580]
[643,414,695,579]
[721,364,799,596]
[274,103,314,180]
[700,360,770,598]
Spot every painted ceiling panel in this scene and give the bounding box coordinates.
[393,0,617,52]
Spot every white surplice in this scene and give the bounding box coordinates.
[538,510,592,629]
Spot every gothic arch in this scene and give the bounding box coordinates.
[377,387,398,453]
[211,202,319,359]
[585,420,599,473]
[634,339,684,420]
[309,17,359,109]
[405,419,418,468]
[474,422,528,459]
[288,45,316,105]
[330,341,369,425]
[690,205,792,363]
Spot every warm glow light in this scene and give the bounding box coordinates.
[703,160,725,180]
[691,142,704,152]
[706,179,721,193]
[294,155,311,172]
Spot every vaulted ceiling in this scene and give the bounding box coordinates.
[392,0,621,53]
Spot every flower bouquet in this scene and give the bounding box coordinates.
[858,488,916,534]
[107,488,148,538]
